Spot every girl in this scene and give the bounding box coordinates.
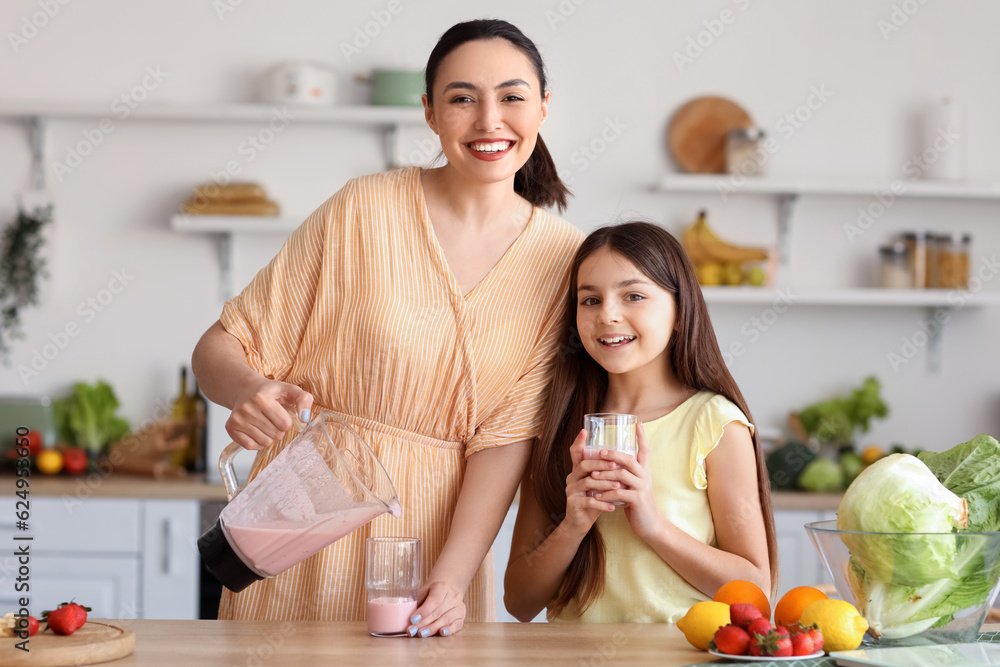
[192,19,581,637]
[504,221,776,623]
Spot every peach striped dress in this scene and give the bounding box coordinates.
[216,167,582,621]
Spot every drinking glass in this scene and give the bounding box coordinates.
[365,537,421,637]
[583,413,638,506]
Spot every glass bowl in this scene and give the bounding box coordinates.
[805,519,1000,646]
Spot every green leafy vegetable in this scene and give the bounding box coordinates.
[837,435,1000,639]
[53,380,130,456]
[799,376,888,444]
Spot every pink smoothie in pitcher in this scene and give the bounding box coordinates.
[367,596,419,636]
[226,501,386,576]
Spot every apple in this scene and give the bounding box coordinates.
[23,430,43,457]
[61,447,88,475]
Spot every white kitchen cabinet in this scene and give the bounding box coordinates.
[0,496,199,619]
[773,510,834,602]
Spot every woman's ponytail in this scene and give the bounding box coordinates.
[515,134,571,212]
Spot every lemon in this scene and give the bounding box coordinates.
[676,600,730,650]
[696,262,723,287]
[36,449,63,475]
[800,599,869,651]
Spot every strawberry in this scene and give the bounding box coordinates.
[807,625,824,652]
[746,617,772,638]
[791,631,815,656]
[710,624,751,656]
[42,602,91,636]
[729,602,763,630]
[25,615,39,637]
[750,628,792,657]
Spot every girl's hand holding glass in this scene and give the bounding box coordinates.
[591,422,663,540]
[565,429,620,533]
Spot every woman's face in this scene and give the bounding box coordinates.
[424,38,549,187]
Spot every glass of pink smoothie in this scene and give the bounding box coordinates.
[584,413,638,506]
[366,537,421,637]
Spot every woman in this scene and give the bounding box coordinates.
[191,19,582,638]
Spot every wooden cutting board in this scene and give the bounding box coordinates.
[2,621,135,667]
[667,96,753,173]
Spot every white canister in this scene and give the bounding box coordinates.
[922,96,964,181]
[259,61,336,105]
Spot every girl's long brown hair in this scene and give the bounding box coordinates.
[530,221,777,617]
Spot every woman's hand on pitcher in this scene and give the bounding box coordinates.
[226,380,313,450]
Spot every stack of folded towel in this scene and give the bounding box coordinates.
[180,182,280,215]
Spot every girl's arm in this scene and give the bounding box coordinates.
[503,429,620,622]
[408,439,531,637]
[598,422,770,597]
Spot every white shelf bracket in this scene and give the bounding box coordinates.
[382,124,399,169]
[29,115,47,190]
[925,306,945,374]
[777,193,798,267]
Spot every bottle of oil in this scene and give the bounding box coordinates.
[189,379,208,473]
[171,366,195,469]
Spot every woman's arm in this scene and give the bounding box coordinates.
[599,422,770,597]
[191,320,313,450]
[407,439,531,637]
[503,429,620,622]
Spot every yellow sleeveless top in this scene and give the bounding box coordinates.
[549,390,753,623]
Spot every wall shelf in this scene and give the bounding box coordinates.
[170,214,300,300]
[702,286,1000,308]
[658,173,1000,373]
[0,100,428,175]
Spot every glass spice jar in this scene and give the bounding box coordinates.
[725,127,767,176]
[899,232,928,289]
[934,232,970,289]
[879,242,912,289]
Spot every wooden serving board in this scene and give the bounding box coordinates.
[667,95,753,173]
[1,621,135,667]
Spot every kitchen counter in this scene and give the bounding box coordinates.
[12,472,839,509]
[60,619,709,666]
[5,472,229,500]
[45,620,1000,666]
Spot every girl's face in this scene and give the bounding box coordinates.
[423,38,549,187]
[576,248,678,379]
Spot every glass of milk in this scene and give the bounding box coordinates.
[584,413,638,506]
[366,537,422,636]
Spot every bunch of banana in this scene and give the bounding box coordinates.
[682,210,769,287]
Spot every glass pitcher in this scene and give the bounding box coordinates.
[198,411,401,593]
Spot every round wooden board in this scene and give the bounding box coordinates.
[667,95,753,173]
[1,621,135,667]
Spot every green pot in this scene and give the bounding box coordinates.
[370,69,424,107]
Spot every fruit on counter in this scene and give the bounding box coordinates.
[712,579,771,619]
[746,617,772,637]
[61,446,88,475]
[765,441,816,490]
[797,458,843,493]
[23,430,43,457]
[773,586,828,628]
[861,445,884,467]
[695,261,723,286]
[682,210,769,264]
[750,626,791,657]
[789,628,816,656]
[728,602,762,629]
[709,624,750,655]
[746,265,767,286]
[35,448,63,475]
[799,599,868,651]
[676,600,731,650]
[42,601,91,636]
[722,262,743,286]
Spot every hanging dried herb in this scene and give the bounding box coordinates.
[0,205,52,360]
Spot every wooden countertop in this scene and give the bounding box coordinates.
[53,620,1000,667]
[67,620,709,666]
[4,472,230,501]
